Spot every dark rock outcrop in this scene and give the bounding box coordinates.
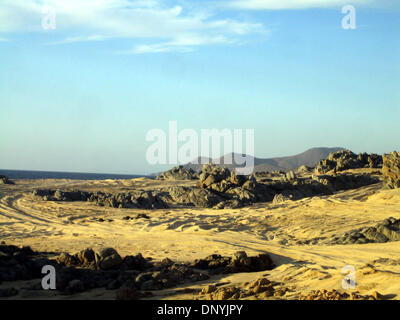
[326,217,400,245]
[197,165,274,207]
[382,151,400,189]
[164,186,223,208]
[300,289,383,300]
[200,277,284,300]
[311,173,380,193]
[90,191,168,209]
[33,189,169,209]
[0,244,44,283]
[315,150,382,174]
[0,175,14,185]
[95,248,123,270]
[33,164,380,210]
[157,166,198,181]
[192,251,275,275]
[32,189,89,202]
[197,165,232,190]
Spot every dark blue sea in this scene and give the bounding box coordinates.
[0,169,145,180]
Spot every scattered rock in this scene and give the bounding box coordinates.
[299,289,383,300]
[200,277,283,300]
[0,244,216,297]
[135,214,150,219]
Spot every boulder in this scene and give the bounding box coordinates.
[198,165,231,189]
[227,253,275,273]
[226,187,257,203]
[57,253,78,266]
[76,248,96,266]
[273,190,304,204]
[95,248,123,270]
[122,253,150,271]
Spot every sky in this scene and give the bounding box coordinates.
[0,0,399,174]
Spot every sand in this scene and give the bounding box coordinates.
[1,175,400,300]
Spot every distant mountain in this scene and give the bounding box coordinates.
[182,147,345,173]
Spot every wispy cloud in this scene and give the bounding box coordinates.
[120,34,239,54]
[0,0,265,53]
[48,35,108,45]
[228,0,397,10]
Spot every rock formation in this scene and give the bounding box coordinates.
[382,151,400,189]
[0,175,14,185]
[315,150,382,174]
[33,164,380,210]
[33,189,168,209]
[156,166,198,181]
[299,217,400,246]
[191,251,275,274]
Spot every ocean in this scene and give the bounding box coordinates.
[0,169,146,180]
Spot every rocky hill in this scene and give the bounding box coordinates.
[182,147,344,173]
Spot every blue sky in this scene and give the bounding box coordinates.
[0,0,399,174]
